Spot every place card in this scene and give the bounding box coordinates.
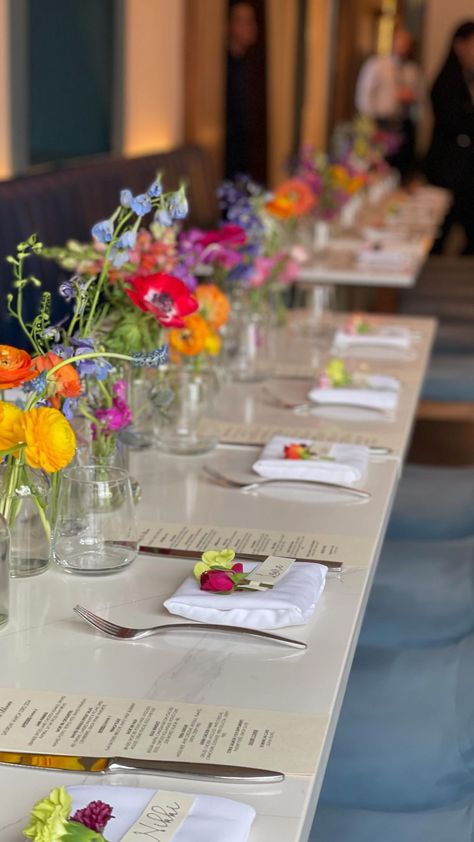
[121,790,196,841]
[201,419,403,453]
[138,521,373,567]
[0,688,326,776]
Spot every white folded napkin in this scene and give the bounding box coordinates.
[164,561,327,629]
[252,436,368,485]
[356,247,409,268]
[308,385,398,411]
[334,326,412,350]
[69,786,256,842]
[356,373,400,391]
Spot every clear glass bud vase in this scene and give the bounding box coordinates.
[0,466,50,578]
[223,287,271,383]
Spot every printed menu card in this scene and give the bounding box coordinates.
[0,688,326,776]
[138,521,373,567]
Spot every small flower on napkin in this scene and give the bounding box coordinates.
[345,313,371,335]
[23,786,114,842]
[193,548,247,594]
[284,442,312,460]
[319,358,352,388]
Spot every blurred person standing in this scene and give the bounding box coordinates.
[225,1,261,179]
[425,21,474,254]
[355,27,425,179]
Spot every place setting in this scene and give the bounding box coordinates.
[263,357,400,423]
[330,313,420,362]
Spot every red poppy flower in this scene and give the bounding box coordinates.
[126,272,198,328]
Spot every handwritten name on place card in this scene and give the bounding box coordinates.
[121,791,195,841]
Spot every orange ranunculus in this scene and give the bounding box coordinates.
[195,284,230,329]
[21,407,76,472]
[266,179,315,219]
[0,401,24,453]
[0,345,35,389]
[31,351,81,406]
[168,314,209,357]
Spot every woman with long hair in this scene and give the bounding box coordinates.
[425,21,474,253]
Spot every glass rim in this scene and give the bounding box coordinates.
[61,465,131,486]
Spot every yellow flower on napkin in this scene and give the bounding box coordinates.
[193,548,236,581]
[23,786,72,842]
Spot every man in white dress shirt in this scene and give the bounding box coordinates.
[355,28,425,178]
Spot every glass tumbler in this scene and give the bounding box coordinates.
[0,515,9,628]
[52,466,138,575]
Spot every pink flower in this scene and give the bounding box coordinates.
[71,800,114,833]
[198,225,247,249]
[201,569,235,592]
[200,563,244,592]
[318,373,331,388]
[279,257,300,285]
[248,256,276,288]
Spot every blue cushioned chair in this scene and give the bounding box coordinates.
[421,354,474,402]
[309,798,474,842]
[319,633,474,811]
[387,464,474,540]
[359,537,474,649]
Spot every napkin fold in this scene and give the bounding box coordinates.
[69,786,256,842]
[334,326,412,350]
[164,561,327,629]
[356,247,409,268]
[308,385,398,411]
[252,436,369,485]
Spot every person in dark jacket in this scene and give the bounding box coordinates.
[425,21,474,254]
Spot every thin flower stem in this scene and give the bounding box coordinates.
[83,210,132,335]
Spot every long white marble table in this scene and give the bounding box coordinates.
[0,315,436,841]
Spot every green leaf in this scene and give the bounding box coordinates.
[63,821,107,842]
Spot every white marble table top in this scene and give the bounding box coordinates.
[0,315,436,841]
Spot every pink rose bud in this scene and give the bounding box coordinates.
[200,570,235,592]
[232,562,244,573]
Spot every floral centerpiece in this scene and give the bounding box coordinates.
[1,178,199,567]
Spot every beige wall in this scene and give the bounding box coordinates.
[0,0,11,179]
[0,0,186,177]
[123,0,185,156]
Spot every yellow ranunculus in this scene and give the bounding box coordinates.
[0,400,24,452]
[22,407,76,472]
[204,330,221,356]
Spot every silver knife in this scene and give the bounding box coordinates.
[138,545,342,572]
[0,751,284,783]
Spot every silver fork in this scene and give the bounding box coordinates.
[202,466,371,499]
[263,388,390,416]
[74,605,307,650]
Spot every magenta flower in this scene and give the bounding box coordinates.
[93,378,132,436]
[71,800,114,832]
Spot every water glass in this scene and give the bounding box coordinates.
[0,515,9,628]
[52,466,138,575]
